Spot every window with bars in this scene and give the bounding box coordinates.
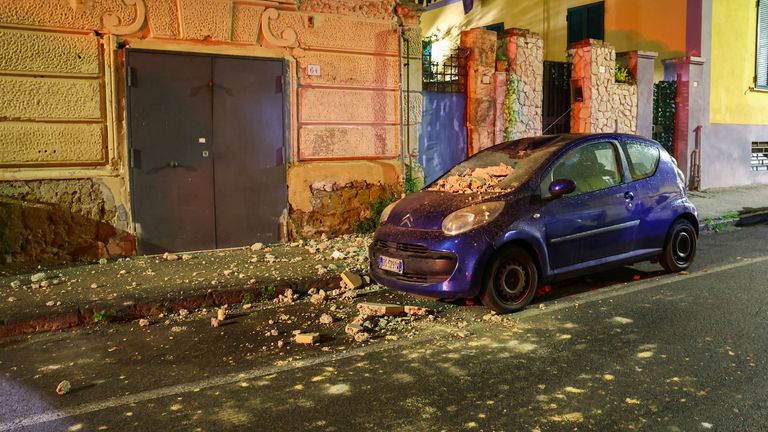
[757,0,768,88]
[753,142,768,171]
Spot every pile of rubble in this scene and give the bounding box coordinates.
[429,163,515,194]
[343,302,434,343]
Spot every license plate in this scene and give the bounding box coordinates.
[378,255,404,274]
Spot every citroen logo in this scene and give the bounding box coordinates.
[401,213,413,227]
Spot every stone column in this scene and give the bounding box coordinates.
[397,3,424,189]
[503,28,544,139]
[460,28,497,155]
[569,39,637,134]
[663,56,705,178]
[493,71,508,144]
[621,50,658,139]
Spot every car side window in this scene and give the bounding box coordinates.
[621,141,660,181]
[540,142,623,197]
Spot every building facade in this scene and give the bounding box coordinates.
[420,0,768,190]
[0,0,422,262]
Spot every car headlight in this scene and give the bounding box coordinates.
[441,201,505,236]
[379,201,399,224]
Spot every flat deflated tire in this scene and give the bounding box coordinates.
[481,247,538,314]
[661,219,697,272]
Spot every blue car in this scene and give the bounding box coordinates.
[370,133,698,313]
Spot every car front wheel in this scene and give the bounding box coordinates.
[481,247,538,314]
[661,218,697,272]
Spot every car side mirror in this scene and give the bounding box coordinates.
[548,178,576,199]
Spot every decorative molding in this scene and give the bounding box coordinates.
[68,0,94,12]
[102,0,147,35]
[298,0,396,21]
[260,8,298,47]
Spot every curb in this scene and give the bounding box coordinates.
[0,274,343,339]
[699,217,739,232]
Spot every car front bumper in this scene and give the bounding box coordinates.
[369,224,491,299]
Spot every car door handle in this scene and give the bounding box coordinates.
[624,191,635,201]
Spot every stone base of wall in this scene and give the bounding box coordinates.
[290,180,400,238]
[0,179,135,264]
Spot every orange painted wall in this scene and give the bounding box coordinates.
[604,0,687,74]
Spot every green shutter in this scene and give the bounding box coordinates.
[758,0,768,88]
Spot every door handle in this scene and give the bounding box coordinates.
[624,191,635,201]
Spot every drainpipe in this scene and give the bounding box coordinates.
[690,124,702,191]
[397,25,406,189]
[405,34,412,176]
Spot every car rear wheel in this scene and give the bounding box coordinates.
[481,247,538,314]
[661,219,697,272]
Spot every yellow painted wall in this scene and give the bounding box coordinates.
[709,0,768,125]
[422,0,686,79]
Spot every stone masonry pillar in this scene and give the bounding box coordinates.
[622,50,658,139]
[504,28,543,139]
[460,28,496,155]
[569,39,637,134]
[569,39,615,133]
[663,56,705,179]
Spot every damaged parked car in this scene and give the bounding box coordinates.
[370,133,699,313]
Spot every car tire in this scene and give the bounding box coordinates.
[481,247,538,314]
[661,218,697,272]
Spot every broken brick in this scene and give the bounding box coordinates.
[340,271,363,289]
[357,302,404,317]
[345,323,364,336]
[295,332,320,344]
[404,305,430,316]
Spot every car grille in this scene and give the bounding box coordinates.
[373,240,429,255]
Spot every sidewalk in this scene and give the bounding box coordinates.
[0,235,372,337]
[1,185,767,338]
[688,184,768,229]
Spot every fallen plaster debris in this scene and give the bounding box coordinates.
[56,380,71,396]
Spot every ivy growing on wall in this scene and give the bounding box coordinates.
[504,75,518,141]
[653,80,677,154]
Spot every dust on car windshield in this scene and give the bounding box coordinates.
[429,138,565,194]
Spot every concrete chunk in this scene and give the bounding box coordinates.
[357,302,404,316]
[295,332,320,345]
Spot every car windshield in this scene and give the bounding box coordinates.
[429,135,572,194]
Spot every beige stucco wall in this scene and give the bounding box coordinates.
[0,0,417,259]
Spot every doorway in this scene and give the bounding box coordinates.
[126,50,287,254]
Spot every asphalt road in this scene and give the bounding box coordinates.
[2,225,768,432]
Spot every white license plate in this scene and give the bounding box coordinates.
[378,255,404,274]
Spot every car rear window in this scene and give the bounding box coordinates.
[622,141,660,181]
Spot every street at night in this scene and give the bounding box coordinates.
[3,224,768,431]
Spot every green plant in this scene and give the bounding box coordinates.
[404,162,421,195]
[260,284,277,301]
[615,63,634,84]
[355,194,399,234]
[242,292,254,304]
[93,311,105,322]
[720,212,739,220]
[504,75,518,141]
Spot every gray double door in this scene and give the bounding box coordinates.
[127,51,286,254]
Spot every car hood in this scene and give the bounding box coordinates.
[385,191,503,231]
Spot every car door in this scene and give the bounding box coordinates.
[538,140,640,269]
[618,139,666,250]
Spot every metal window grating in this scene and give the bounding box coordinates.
[753,142,768,171]
[422,47,469,93]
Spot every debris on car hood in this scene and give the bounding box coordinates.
[429,163,515,194]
